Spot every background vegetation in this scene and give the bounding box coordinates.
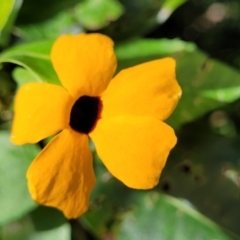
[1,0,240,239]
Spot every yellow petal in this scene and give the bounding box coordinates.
[11,83,73,145]
[51,33,117,97]
[27,129,96,219]
[101,58,181,120]
[90,116,176,189]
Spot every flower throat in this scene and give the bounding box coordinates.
[69,96,101,134]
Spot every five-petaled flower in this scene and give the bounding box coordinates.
[10,33,181,219]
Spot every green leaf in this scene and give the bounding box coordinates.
[0,218,70,240]
[0,206,70,239]
[12,67,35,87]
[201,86,240,103]
[0,0,15,33]
[158,0,187,23]
[16,11,79,41]
[163,0,187,11]
[168,50,240,128]
[30,206,67,231]
[30,224,70,240]
[0,131,40,225]
[83,150,240,238]
[74,0,123,30]
[0,0,22,47]
[31,223,70,240]
[101,0,162,40]
[115,38,194,66]
[161,115,240,236]
[0,41,60,85]
[116,38,240,129]
[116,192,232,240]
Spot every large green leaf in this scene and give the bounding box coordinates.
[83,159,238,239]
[0,0,15,32]
[116,192,233,240]
[159,116,240,236]
[1,223,70,240]
[0,213,70,240]
[0,131,40,225]
[0,41,60,85]
[116,38,240,129]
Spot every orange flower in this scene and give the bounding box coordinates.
[10,33,181,218]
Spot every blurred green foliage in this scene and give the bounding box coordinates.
[0,0,15,33]
[1,0,240,239]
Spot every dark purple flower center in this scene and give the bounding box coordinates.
[69,96,101,134]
